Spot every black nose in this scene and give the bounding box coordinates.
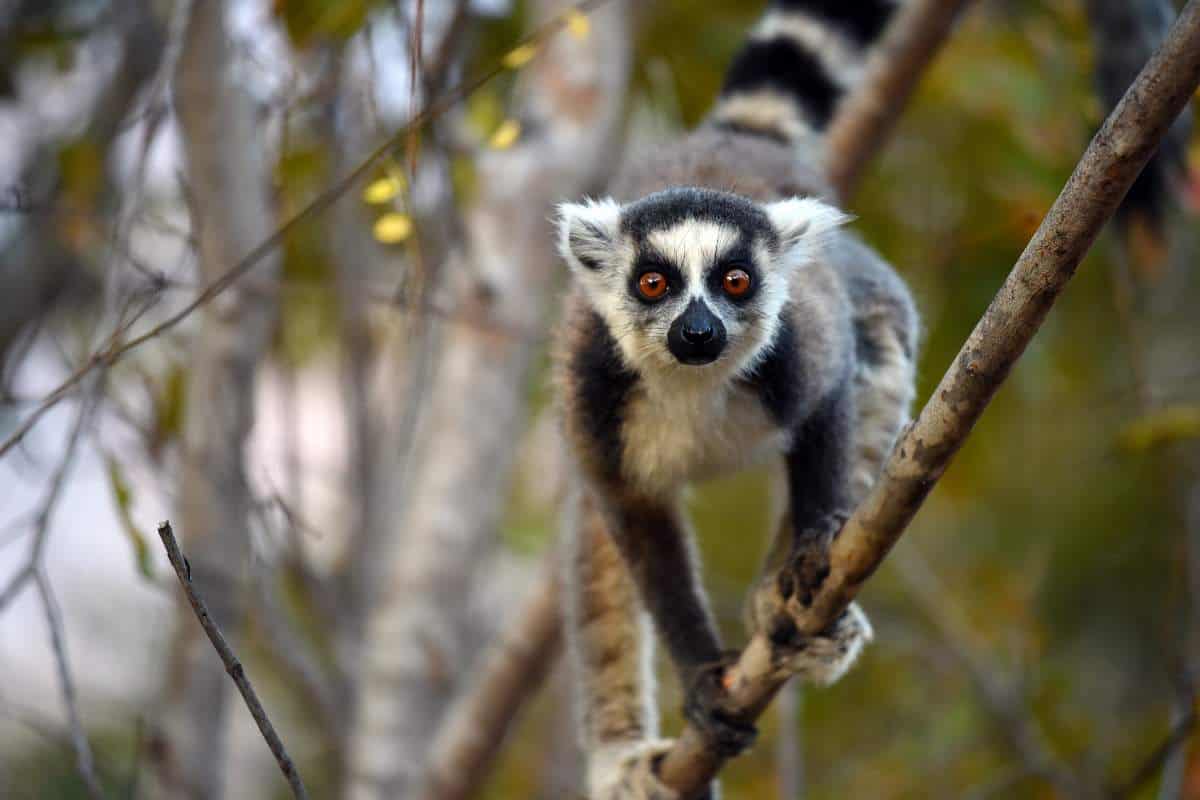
[682,323,713,344]
[668,298,727,365]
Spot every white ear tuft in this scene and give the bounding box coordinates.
[557,198,621,273]
[764,197,851,267]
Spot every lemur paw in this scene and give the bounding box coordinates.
[588,740,719,800]
[682,652,758,759]
[747,515,873,686]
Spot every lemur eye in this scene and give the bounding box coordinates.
[638,272,669,300]
[723,268,752,297]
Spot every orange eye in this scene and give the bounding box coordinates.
[723,268,751,297]
[638,272,669,300]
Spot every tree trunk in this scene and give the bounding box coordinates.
[341,3,630,797]
[157,2,281,796]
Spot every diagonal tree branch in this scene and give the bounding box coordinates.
[825,0,975,203]
[656,2,1200,795]
[156,521,309,800]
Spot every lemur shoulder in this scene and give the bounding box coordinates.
[553,2,919,798]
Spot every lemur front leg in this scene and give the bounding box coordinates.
[747,383,874,685]
[598,488,758,776]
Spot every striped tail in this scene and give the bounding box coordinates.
[710,0,902,144]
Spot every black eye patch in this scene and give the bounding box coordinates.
[627,251,685,306]
[705,241,761,303]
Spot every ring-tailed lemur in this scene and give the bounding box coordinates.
[554,2,919,798]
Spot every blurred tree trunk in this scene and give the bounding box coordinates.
[341,3,630,798]
[1087,3,1199,794]
[155,2,281,797]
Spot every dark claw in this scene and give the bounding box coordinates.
[683,654,758,758]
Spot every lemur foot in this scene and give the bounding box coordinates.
[588,740,719,800]
[682,652,758,758]
[747,515,874,686]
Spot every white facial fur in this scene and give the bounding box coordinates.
[558,194,849,385]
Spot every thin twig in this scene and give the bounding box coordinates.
[895,548,1086,796]
[656,3,1200,794]
[0,566,32,613]
[1111,706,1197,799]
[34,569,105,800]
[0,0,617,463]
[155,521,310,800]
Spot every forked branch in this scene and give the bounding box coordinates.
[657,2,1200,795]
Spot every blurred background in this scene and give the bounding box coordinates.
[1,0,1198,798]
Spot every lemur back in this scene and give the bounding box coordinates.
[554,3,917,798]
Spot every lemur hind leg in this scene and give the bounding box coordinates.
[746,383,874,684]
[748,303,915,683]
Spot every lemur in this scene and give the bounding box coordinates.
[553,2,919,798]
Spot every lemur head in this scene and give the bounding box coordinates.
[558,187,847,379]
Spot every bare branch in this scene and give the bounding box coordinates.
[419,558,564,800]
[34,569,105,800]
[656,3,1200,794]
[825,0,975,203]
[155,521,310,800]
[0,0,620,464]
[1111,704,1197,799]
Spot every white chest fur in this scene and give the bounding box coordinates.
[619,378,790,494]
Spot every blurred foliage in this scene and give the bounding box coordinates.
[273,0,390,47]
[5,0,1200,797]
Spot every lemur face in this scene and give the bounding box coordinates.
[559,187,847,379]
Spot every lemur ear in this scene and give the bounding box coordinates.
[557,198,621,273]
[764,197,851,268]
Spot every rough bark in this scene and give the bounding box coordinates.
[156,2,281,797]
[656,3,1200,795]
[341,3,630,798]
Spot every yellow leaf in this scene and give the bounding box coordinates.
[362,176,402,205]
[489,119,522,150]
[565,10,590,40]
[502,43,537,69]
[373,212,413,244]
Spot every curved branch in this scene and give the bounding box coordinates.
[657,2,1200,794]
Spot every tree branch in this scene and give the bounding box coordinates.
[155,521,310,800]
[656,3,1200,795]
[34,569,104,800]
[419,557,564,800]
[825,0,975,203]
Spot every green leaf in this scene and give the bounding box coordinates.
[105,456,154,580]
[1117,405,1200,453]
